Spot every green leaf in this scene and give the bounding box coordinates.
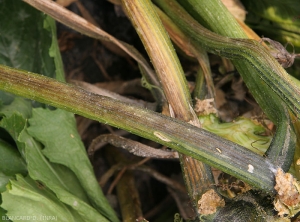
[27,108,118,221]
[43,16,66,82]
[0,0,55,78]
[2,175,84,222]
[0,113,28,157]
[0,92,14,106]
[0,105,111,221]
[0,139,27,177]
[0,173,13,193]
[19,128,91,204]
[0,97,32,119]
[0,108,91,204]
[0,207,7,221]
[0,98,33,157]
[0,111,77,195]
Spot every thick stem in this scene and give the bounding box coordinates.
[121,0,192,121]
[0,65,276,193]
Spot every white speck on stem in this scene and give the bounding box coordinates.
[247,164,254,173]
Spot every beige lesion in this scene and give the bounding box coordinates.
[194,98,217,116]
[274,168,300,217]
[197,189,225,215]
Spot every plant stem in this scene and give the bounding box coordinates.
[155,6,215,99]
[0,64,277,193]
[154,0,296,172]
[121,0,215,211]
[154,0,300,120]
[121,0,193,121]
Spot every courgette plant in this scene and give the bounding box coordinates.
[0,0,300,221]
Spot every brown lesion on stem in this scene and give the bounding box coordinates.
[260,37,300,68]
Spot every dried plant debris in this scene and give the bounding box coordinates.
[194,98,217,115]
[274,168,300,217]
[197,189,225,215]
[261,37,300,68]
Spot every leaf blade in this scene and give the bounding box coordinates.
[27,108,118,221]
